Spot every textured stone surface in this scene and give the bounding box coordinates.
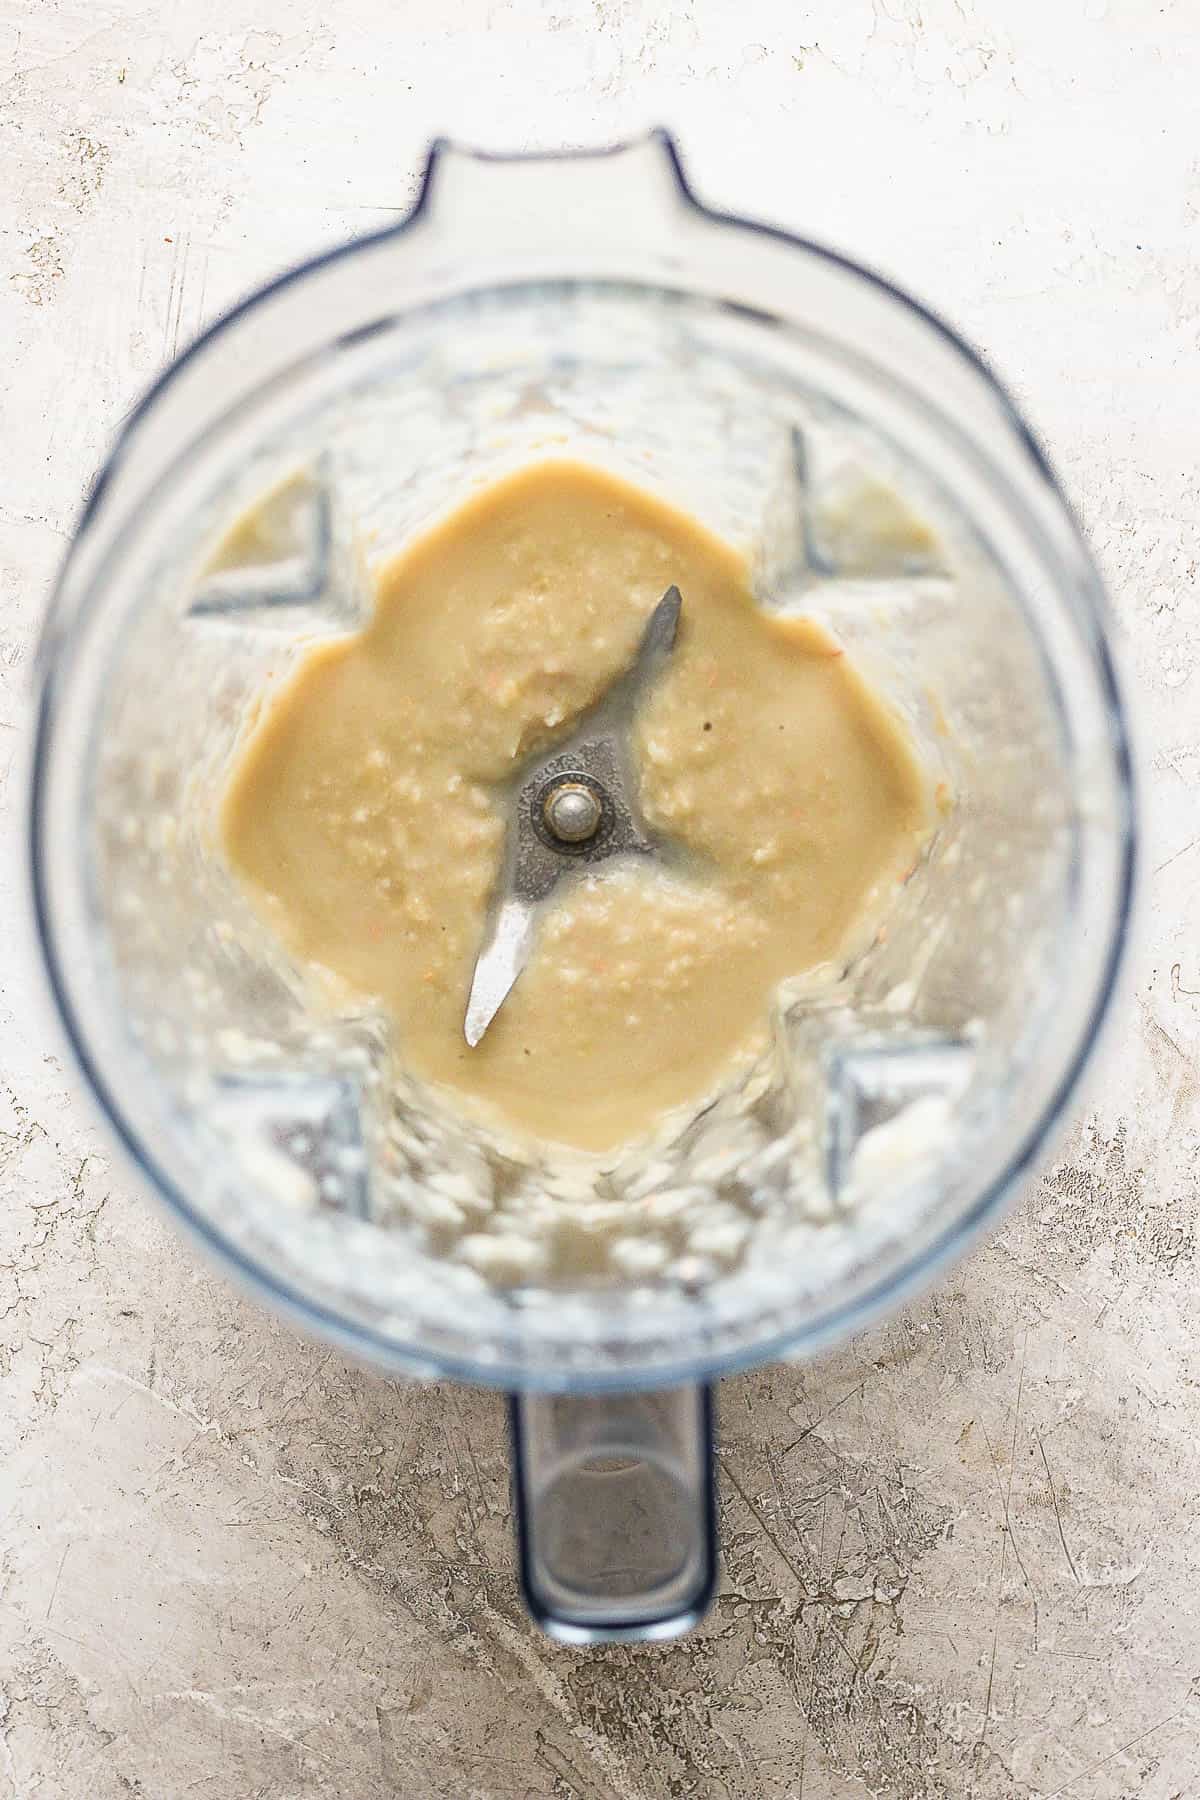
[2,2,1199,1795]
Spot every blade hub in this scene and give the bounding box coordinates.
[536,774,608,851]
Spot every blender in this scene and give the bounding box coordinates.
[28,134,1136,1643]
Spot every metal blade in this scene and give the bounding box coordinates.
[463,586,683,1048]
[632,584,681,687]
[463,895,537,1047]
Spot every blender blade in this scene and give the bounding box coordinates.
[463,586,682,1046]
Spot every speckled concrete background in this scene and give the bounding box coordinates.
[2,3,1199,1795]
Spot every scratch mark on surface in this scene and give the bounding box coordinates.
[1154,834,1199,875]
[164,232,192,364]
[1042,1704,1188,1798]
[441,1418,480,1545]
[76,1363,220,1434]
[780,1378,867,1455]
[1038,1435,1080,1584]
[197,243,210,331]
[274,1468,346,1515]
[720,1453,859,1676]
[169,1686,338,1767]
[44,1541,71,1620]
[977,1330,1034,1746]
[720,1452,808,1593]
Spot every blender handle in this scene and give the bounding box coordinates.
[509,1383,717,1644]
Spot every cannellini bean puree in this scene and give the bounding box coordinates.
[222,461,931,1154]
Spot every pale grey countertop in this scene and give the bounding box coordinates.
[2,3,1198,1795]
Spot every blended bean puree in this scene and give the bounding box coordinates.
[222,461,931,1151]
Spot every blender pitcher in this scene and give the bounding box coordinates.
[29,134,1135,1643]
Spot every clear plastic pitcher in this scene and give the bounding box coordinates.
[29,134,1135,1642]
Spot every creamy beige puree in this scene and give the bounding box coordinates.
[222,462,930,1151]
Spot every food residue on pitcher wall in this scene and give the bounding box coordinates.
[221,460,933,1152]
